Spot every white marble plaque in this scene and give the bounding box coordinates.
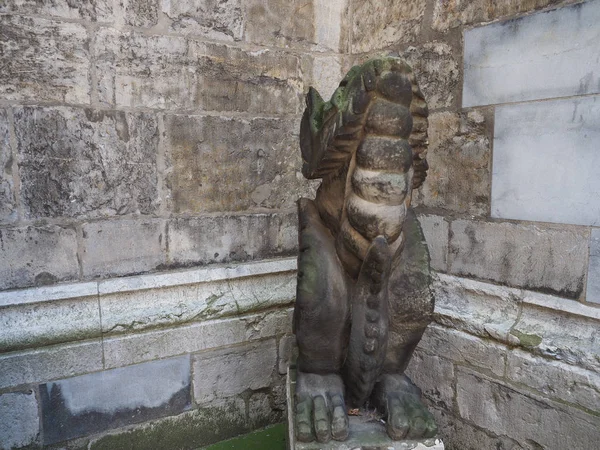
[463,1,600,107]
[491,96,600,226]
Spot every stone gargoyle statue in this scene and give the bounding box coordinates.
[293,56,437,443]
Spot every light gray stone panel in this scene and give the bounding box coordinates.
[40,356,191,444]
[15,107,159,220]
[96,29,303,113]
[417,214,448,272]
[507,349,600,412]
[0,294,101,352]
[81,219,165,278]
[0,391,39,450]
[417,324,506,377]
[0,109,16,223]
[164,115,316,214]
[100,265,296,334]
[492,96,600,226]
[463,1,600,106]
[0,225,79,291]
[193,339,276,403]
[0,16,90,104]
[168,213,299,267]
[103,309,292,368]
[456,368,600,449]
[449,219,589,297]
[0,340,103,390]
[587,228,600,303]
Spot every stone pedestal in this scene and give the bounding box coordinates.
[286,367,444,450]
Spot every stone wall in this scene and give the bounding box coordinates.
[0,1,348,448]
[1,0,600,449]
[347,0,600,448]
[0,0,352,291]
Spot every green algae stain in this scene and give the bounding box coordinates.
[510,330,542,348]
[200,424,286,450]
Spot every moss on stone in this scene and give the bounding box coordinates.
[510,330,542,348]
[200,423,286,450]
[89,402,249,450]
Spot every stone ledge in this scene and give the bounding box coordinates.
[98,257,296,294]
[0,258,297,353]
[434,273,600,322]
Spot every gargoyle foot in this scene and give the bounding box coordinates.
[295,371,349,443]
[372,373,437,440]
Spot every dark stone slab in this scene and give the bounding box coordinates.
[40,356,191,445]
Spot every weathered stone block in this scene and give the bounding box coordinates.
[432,0,578,32]
[463,1,600,106]
[492,96,600,226]
[88,398,248,450]
[449,219,588,297]
[243,0,348,51]
[0,225,79,290]
[0,0,114,21]
[120,0,159,27]
[0,391,39,450]
[403,42,460,110]
[432,273,521,340]
[164,115,315,213]
[351,0,426,52]
[405,350,455,411]
[0,109,16,224]
[1,0,156,26]
[418,324,506,377]
[0,295,101,352]
[99,261,296,335]
[103,309,292,369]
[302,54,344,101]
[511,303,600,373]
[168,213,298,267]
[40,356,191,445]
[81,219,165,278]
[162,0,243,41]
[15,107,159,219]
[456,368,600,449]
[587,228,600,304]
[0,340,103,390]
[96,29,303,113]
[193,339,277,403]
[417,214,448,272]
[507,349,600,413]
[430,407,522,450]
[248,392,282,429]
[277,334,297,375]
[0,16,89,104]
[413,111,491,216]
